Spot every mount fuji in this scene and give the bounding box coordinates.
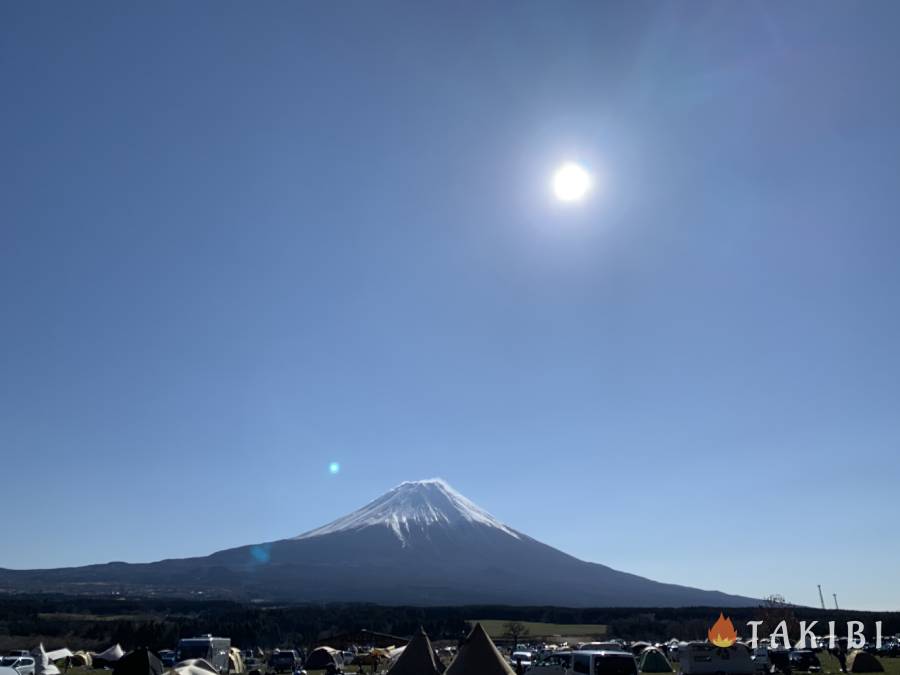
[0,479,755,606]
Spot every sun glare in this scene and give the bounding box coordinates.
[552,162,591,202]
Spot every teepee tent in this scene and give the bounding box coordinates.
[639,649,673,673]
[387,628,441,675]
[847,651,883,673]
[444,624,515,675]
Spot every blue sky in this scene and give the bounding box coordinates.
[3,2,899,610]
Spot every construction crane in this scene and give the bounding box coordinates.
[818,585,827,610]
[833,593,840,610]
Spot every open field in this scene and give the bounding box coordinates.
[471,619,607,639]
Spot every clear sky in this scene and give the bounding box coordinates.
[3,2,899,611]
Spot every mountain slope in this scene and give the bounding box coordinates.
[0,479,756,606]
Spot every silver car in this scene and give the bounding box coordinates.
[0,657,35,675]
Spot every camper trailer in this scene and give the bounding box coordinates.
[177,636,232,674]
[678,643,753,675]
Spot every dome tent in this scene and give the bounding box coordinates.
[174,660,217,674]
[305,647,342,671]
[172,662,218,675]
[444,624,515,675]
[631,643,651,657]
[71,652,92,668]
[387,628,442,675]
[639,649,673,673]
[113,649,163,675]
[847,651,883,673]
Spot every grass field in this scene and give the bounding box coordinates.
[470,619,607,639]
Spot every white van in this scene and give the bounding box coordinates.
[177,636,232,674]
[678,643,753,675]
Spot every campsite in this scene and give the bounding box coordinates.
[3,596,900,675]
[4,621,900,675]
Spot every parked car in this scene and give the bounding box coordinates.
[678,643,753,675]
[177,636,232,675]
[789,651,821,672]
[529,650,637,675]
[159,651,177,668]
[269,650,301,673]
[512,652,533,669]
[0,657,35,675]
[751,646,769,672]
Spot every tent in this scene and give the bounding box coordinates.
[639,649,673,673]
[46,650,73,662]
[847,651,884,673]
[444,624,515,675]
[31,645,60,675]
[71,652,93,668]
[94,645,126,664]
[174,660,217,674]
[227,649,245,674]
[113,649,164,675]
[171,663,219,675]
[631,643,651,657]
[387,628,442,675]
[305,647,342,671]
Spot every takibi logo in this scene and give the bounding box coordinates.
[705,611,886,650]
[708,612,738,648]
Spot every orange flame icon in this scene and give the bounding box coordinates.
[708,612,737,648]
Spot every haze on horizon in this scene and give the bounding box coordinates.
[3,2,900,611]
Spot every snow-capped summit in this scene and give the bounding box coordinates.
[294,478,521,544]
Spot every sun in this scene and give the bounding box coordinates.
[552,162,591,202]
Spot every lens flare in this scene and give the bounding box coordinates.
[328,461,341,475]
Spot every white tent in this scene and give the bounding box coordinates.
[31,644,61,675]
[93,645,125,663]
[46,650,73,662]
[173,660,217,674]
[170,663,218,675]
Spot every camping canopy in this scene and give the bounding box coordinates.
[113,649,164,675]
[639,649,673,673]
[847,651,883,673]
[305,647,341,671]
[444,624,515,675]
[387,628,442,675]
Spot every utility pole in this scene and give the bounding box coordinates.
[833,593,839,610]
[818,585,827,610]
